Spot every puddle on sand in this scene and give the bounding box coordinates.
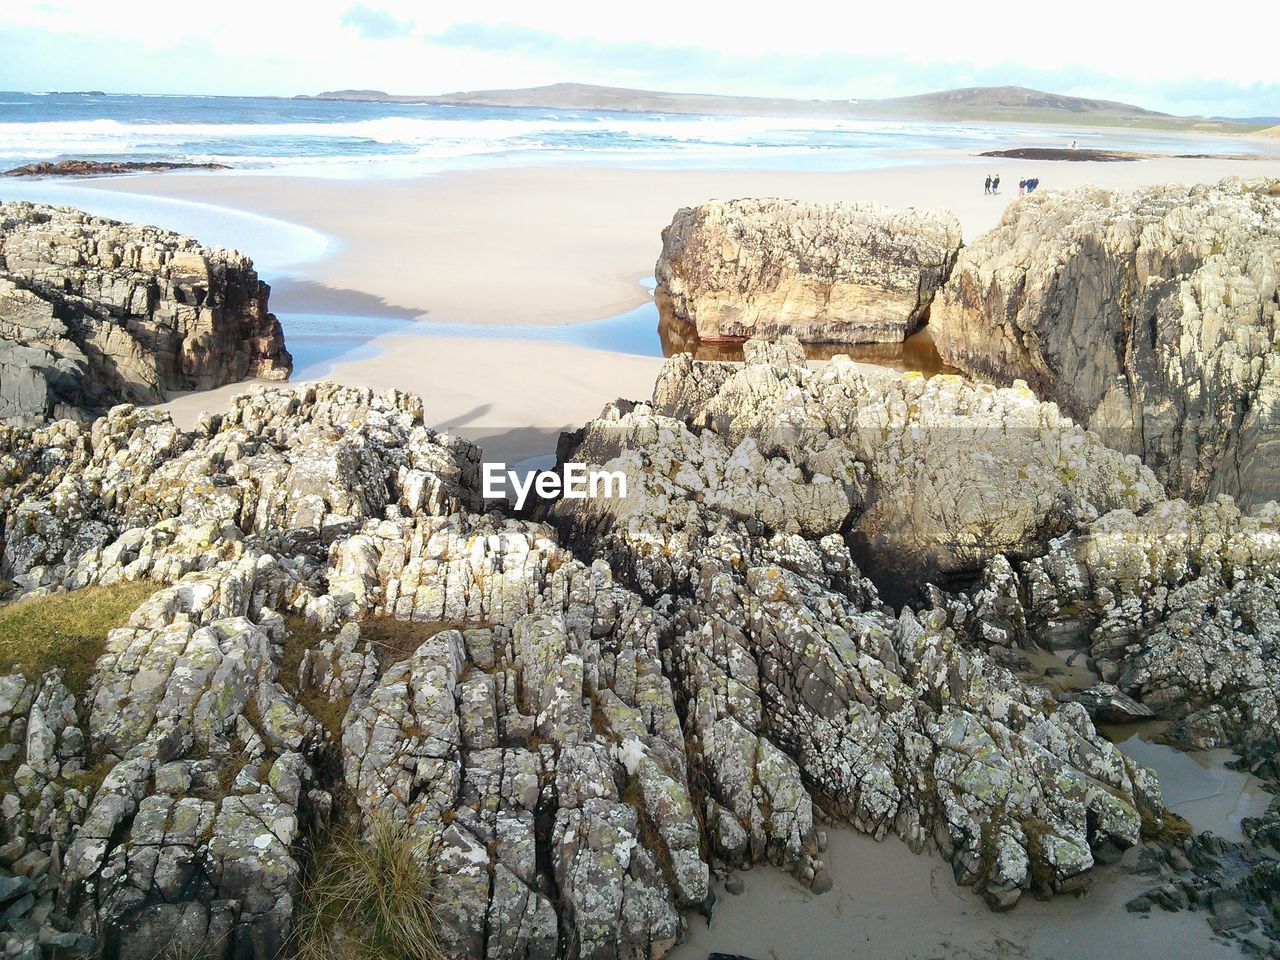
[277,276,960,379]
[1115,734,1273,841]
[1007,649,1275,844]
[656,295,957,375]
[1015,646,1099,694]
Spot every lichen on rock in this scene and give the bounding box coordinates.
[0,365,1180,958]
[930,177,1280,509]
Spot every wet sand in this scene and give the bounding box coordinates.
[671,734,1272,960]
[672,827,1241,960]
[1117,736,1273,843]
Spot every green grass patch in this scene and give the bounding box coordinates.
[294,816,445,960]
[280,615,328,688]
[61,757,115,797]
[361,618,479,670]
[280,615,485,741]
[281,616,351,742]
[0,581,155,694]
[1140,807,1195,843]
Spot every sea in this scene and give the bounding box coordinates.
[0,91,1264,177]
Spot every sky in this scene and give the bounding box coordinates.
[1,0,1277,118]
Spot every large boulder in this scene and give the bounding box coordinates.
[0,201,291,424]
[655,198,962,345]
[930,178,1280,509]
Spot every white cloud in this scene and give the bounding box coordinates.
[2,0,1276,113]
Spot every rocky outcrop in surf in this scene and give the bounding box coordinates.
[0,201,291,424]
[0,368,1171,959]
[655,199,962,346]
[930,178,1280,510]
[2,161,230,177]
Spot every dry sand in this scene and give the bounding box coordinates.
[307,336,662,463]
[160,339,663,464]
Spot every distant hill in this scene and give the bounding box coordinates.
[298,82,1264,133]
[1257,124,1280,137]
[885,85,1168,117]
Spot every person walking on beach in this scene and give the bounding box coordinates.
[1026,177,1040,193]
[991,174,1001,194]
[984,174,992,195]
[1019,178,1027,196]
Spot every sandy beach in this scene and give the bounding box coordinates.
[330,337,662,463]
[160,338,664,463]
[97,154,1280,325]
[96,152,1271,461]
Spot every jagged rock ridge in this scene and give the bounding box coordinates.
[935,496,1280,770]
[552,338,1161,603]
[0,201,291,424]
[0,369,1178,959]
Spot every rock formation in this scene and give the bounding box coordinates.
[934,495,1280,772]
[655,199,962,345]
[553,338,1160,603]
[928,488,1280,948]
[0,201,291,424]
[0,367,1174,959]
[4,184,1280,956]
[930,178,1280,509]
[3,161,230,178]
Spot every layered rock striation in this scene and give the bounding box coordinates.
[0,201,291,424]
[655,199,962,345]
[930,178,1280,509]
[0,368,1177,958]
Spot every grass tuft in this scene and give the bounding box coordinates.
[294,816,445,960]
[0,582,155,694]
[1140,807,1195,843]
[280,615,352,741]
